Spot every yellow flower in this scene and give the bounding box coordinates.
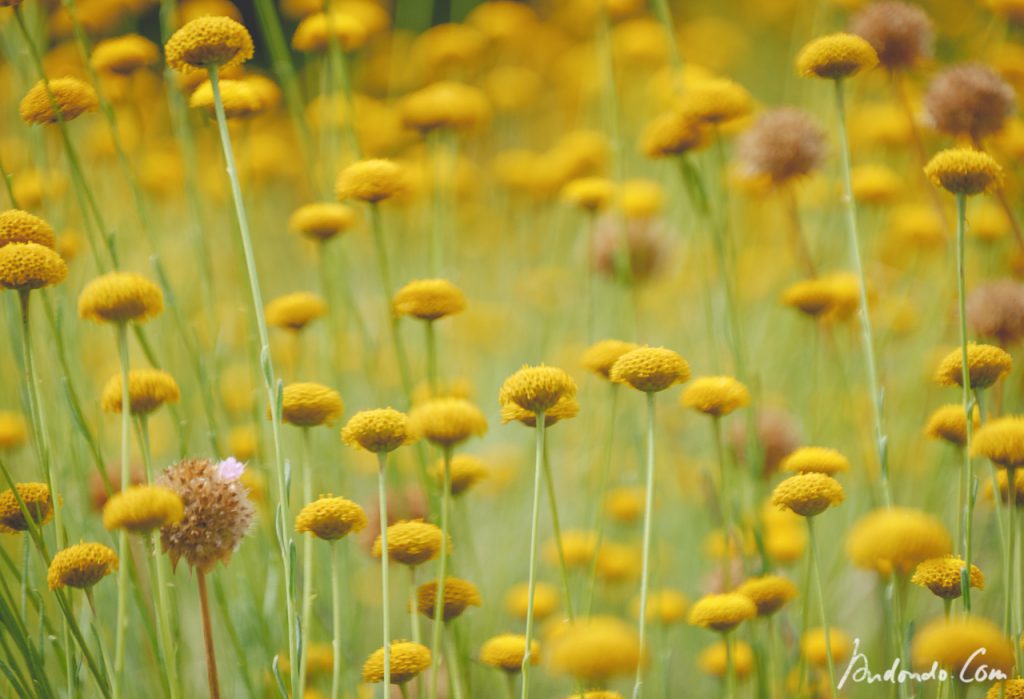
[416,576,482,621]
[480,633,539,673]
[0,243,67,291]
[911,616,1014,677]
[291,11,367,52]
[595,541,642,583]
[0,483,53,531]
[501,395,580,427]
[924,404,979,447]
[399,81,491,132]
[847,507,952,575]
[102,485,183,534]
[295,495,367,541]
[499,365,577,415]
[0,210,56,249]
[0,411,28,449]
[974,416,1024,468]
[934,343,1012,389]
[801,627,853,667]
[911,556,984,599]
[610,347,690,393]
[641,111,704,158]
[547,616,641,682]
[409,398,487,447]
[770,473,845,517]
[372,519,447,566]
[164,16,254,73]
[361,641,431,684]
[545,530,598,568]
[688,593,757,632]
[604,486,645,523]
[676,78,753,125]
[851,163,902,204]
[737,575,798,616]
[988,680,1024,699]
[782,278,837,317]
[697,640,754,678]
[265,291,328,331]
[100,369,181,415]
[780,447,850,475]
[279,382,344,427]
[189,79,265,119]
[19,78,98,125]
[91,34,160,75]
[504,581,558,621]
[78,271,164,324]
[680,376,750,416]
[581,340,641,380]
[288,202,357,241]
[392,279,466,320]
[630,588,689,624]
[47,542,118,590]
[924,148,1004,196]
[562,177,615,212]
[619,179,664,218]
[796,33,878,79]
[433,454,487,496]
[336,159,406,202]
[342,408,414,453]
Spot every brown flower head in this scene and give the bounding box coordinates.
[967,280,1024,346]
[735,108,827,185]
[850,1,933,71]
[924,64,1015,140]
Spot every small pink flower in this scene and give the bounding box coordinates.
[217,457,245,481]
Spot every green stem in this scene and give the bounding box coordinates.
[426,320,439,396]
[724,631,736,699]
[112,322,131,699]
[410,567,421,644]
[299,429,315,697]
[430,448,453,699]
[632,392,657,699]
[197,571,220,699]
[712,416,734,590]
[808,518,837,698]
[955,192,976,611]
[379,452,392,690]
[369,203,415,404]
[541,442,574,623]
[444,626,465,699]
[521,413,545,699]
[331,542,343,699]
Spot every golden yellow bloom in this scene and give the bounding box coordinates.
[189,79,265,119]
[0,243,67,291]
[548,616,641,682]
[924,148,1004,196]
[19,78,98,125]
[265,291,328,331]
[102,485,184,534]
[0,412,28,449]
[581,340,641,379]
[505,581,558,620]
[782,278,835,317]
[78,271,164,324]
[689,593,757,632]
[796,33,878,79]
[595,541,642,583]
[501,395,579,427]
[342,408,414,453]
[291,11,367,52]
[801,627,853,667]
[164,16,254,73]
[336,159,406,202]
[781,447,850,475]
[604,486,645,523]
[911,616,1014,677]
[911,556,984,599]
[280,382,344,427]
[0,210,56,249]
[562,177,615,212]
[619,179,664,218]
[372,519,447,566]
[676,78,753,125]
[974,416,1024,468]
[288,202,357,241]
[924,404,979,447]
[91,34,160,75]
[988,681,1024,699]
[697,640,754,678]
[100,369,181,415]
[361,641,431,684]
[737,575,798,616]
[764,505,807,565]
[847,507,952,575]
[399,81,491,132]
[641,111,704,158]
[610,347,690,393]
[433,454,487,495]
[0,483,53,531]
[480,633,539,673]
[934,343,1012,389]
[416,576,482,621]
[409,398,487,447]
[47,542,118,590]
[499,365,577,415]
[680,376,750,416]
[295,495,367,541]
[545,530,598,568]
[393,279,466,320]
[851,163,902,204]
[630,588,689,624]
[770,472,845,517]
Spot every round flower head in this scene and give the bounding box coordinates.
[988,681,1024,699]
[630,588,689,624]
[342,408,413,453]
[911,616,1014,677]
[47,543,117,590]
[689,592,757,632]
[164,16,254,73]
[796,33,879,79]
[974,416,1024,468]
[91,34,160,75]
[925,404,979,447]
[924,149,1004,196]
[681,376,750,416]
[771,472,845,517]
[783,279,833,317]
[336,159,406,202]
[291,11,367,52]
[0,412,28,449]
[698,640,754,679]
[641,111,704,158]
[849,1,933,71]
[609,347,690,393]
[501,394,580,427]
[605,486,645,523]
[0,243,67,290]
[433,454,487,495]
[499,365,577,414]
[934,343,1012,389]
[265,291,328,331]
[158,457,255,572]
[504,581,559,620]
[102,485,184,534]
[847,507,952,575]
[480,634,539,673]
[279,382,344,427]
[78,271,164,324]
[416,576,482,621]
[0,210,56,249]
[736,108,827,185]
[362,641,431,684]
[911,556,984,599]
[409,397,487,447]
[100,369,181,416]
[967,279,1024,346]
[676,78,753,126]
[0,483,53,531]
[288,202,356,241]
[924,64,1015,141]
[562,177,616,212]
[781,447,850,475]
[392,279,466,320]
[189,79,265,119]
[19,78,99,125]
[802,628,853,667]
[295,495,367,541]
[547,616,641,682]
[737,575,798,616]
[399,81,491,132]
[372,519,447,566]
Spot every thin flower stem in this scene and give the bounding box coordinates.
[632,392,657,699]
[521,411,546,699]
[541,442,574,623]
[584,384,618,617]
[430,448,453,699]
[444,625,465,699]
[955,192,977,612]
[299,428,315,697]
[197,570,220,699]
[410,567,421,644]
[504,673,516,699]
[807,517,837,698]
[331,542,343,699]
[712,416,734,590]
[426,320,439,396]
[112,322,131,699]
[378,451,393,691]
[724,631,736,699]
[1007,467,1017,640]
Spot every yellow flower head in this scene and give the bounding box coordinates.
[164,16,254,73]
[505,581,559,620]
[911,616,1014,677]
[689,592,757,632]
[265,291,328,331]
[581,339,640,379]
[480,633,539,673]
[771,472,845,517]
[0,210,56,249]
[642,111,704,158]
[47,542,118,590]
[847,507,952,575]
[924,148,1004,196]
[288,202,357,241]
[0,412,28,449]
[295,495,367,541]
[911,556,984,599]
[372,519,447,566]
[342,408,414,453]
[361,641,431,684]
[416,576,482,621]
[548,616,642,682]
[604,486,645,523]
[189,79,266,119]
[499,364,577,415]
[100,369,181,415]
[399,81,491,132]
[279,382,344,427]
[91,34,160,75]
[630,588,689,624]
[924,404,979,447]
[934,343,1012,389]
[433,454,487,496]
[676,78,753,126]
[409,398,487,447]
[782,278,837,318]
[851,163,903,204]
[680,376,750,416]
[0,483,53,531]
[796,33,878,79]
[291,11,367,52]
[802,627,853,667]
[336,159,406,202]
[102,485,184,534]
[19,78,98,125]
[393,279,466,320]
[501,394,580,428]
[698,640,754,679]
[562,177,615,212]
[610,347,690,393]
[78,271,164,324]
[736,575,798,616]
[988,681,1024,699]
[0,243,67,291]
[974,416,1024,468]
[781,447,850,475]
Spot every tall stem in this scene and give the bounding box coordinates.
[956,192,976,610]
[378,451,392,690]
[430,448,453,699]
[712,416,734,590]
[808,518,837,697]
[724,631,736,699]
[299,428,315,697]
[113,322,131,699]
[1007,468,1018,650]
[197,570,220,699]
[426,320,439,396]
[520,412,546,699]
[632,392,657,699]
[584,384,618,616]
[331,542,343,699]
[541,442,574,623]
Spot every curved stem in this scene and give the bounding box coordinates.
[521,414,545,699]
[632,392,657,699]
